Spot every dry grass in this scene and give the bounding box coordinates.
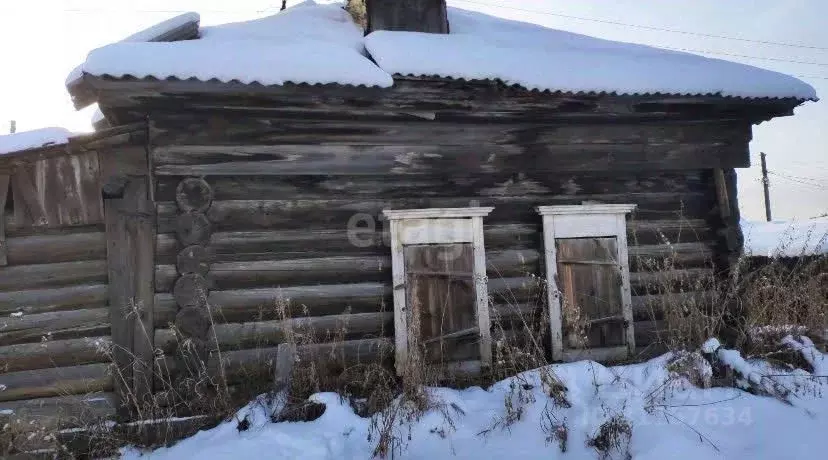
[4,225,826,458]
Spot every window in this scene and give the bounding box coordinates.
[383,207,494,374]
[536,204,636,362]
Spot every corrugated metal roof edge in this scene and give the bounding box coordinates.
[84,73,817,103]
[391,74,818,103]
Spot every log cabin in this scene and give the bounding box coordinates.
[0,0,817,446]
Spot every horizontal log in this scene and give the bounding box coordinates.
[5,232,106,266]
[152,139,747,175]
[0,363,112,402]
[629,242,714,269]
[150,117,750,148]
[634,319,667,347]
[0,284,107,316]
[155,219,712,265]
[0,261,107,292]
[630,268,716,295]
[0,308,109,346]
[155,224,542,263]
[158,337,394,384]
[0,393,116,431]
[155,311,393,353]
[155,249,540,292]
[99,77,793,124]
[154,243,711,294]
[157,194,709,233]
[156,171,710,202]
[631,291,716,320]
[154,276,538,326]
[0,337,111,373]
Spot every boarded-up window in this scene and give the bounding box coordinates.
[384,207,494,374]
[404,243,478,364]
[556,237,626,349]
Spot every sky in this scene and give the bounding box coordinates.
[0,0,825,221]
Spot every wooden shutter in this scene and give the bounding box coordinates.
[555,237,626,349]
[404,243,478,364]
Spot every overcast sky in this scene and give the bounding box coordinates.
[0,0,825,221]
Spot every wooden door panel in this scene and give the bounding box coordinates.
[556,237,625,349]
[404,243,478,363]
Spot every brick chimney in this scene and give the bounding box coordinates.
[365,0,449,34]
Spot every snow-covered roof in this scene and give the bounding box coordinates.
[66,12,202,87]
[68,1,817,101]
[77,4,392,88]
[366,8,817,100]
[0,128,73,155]
[742,218,828,257]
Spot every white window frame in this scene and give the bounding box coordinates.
[536,204,637,362]
[382,207,494,374]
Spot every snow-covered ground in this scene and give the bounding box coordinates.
[122,338,827,460]
[742,218,828,257]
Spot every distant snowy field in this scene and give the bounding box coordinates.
[742,218,828,257]
[122,339,827,460]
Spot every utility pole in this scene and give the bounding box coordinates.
[9,120,15,134]
[760,152,772,222]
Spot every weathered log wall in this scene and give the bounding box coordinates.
[0,152,117,449]
[0,225,111,396]
[148,111,738,376]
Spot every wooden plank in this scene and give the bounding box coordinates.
[0,308,109,346]
[11,165,48,227]
[154,276,541,328]
[130,179,156,404]
[155,312,393,353]
[104,177,152,408]
[630,268,715,294]
[634,319,667,347]
[155,221,708,263]
[273,343,296,393]
[631,291,715,320]
[155,223,543,262]
[156,194,711,233]
[398,218,474,245]
[5,231,106,265]
[0,174,8,265]
[713,168,731,219]
[471,214,492,368]
[155,171,711,203]
[0,337,111,373]
[105,190,132,408]
[0,284,108,316]
[91,77,796,124]
[153,142,748,176]
[0,363,112,402]
[405,244,477,364]
[556,237,625,349]
[560,346,629,363]
[0,260,107,291]
[389,220,407,374]
[148,117,750,148]
[0,393,116,432]
[616,214,636,357]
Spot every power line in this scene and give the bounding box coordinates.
[768,171,828,190]
[451,0,828,51]
[658,46,828,67]
[772,171,826,186]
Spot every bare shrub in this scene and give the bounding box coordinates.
[587,414,633,460]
